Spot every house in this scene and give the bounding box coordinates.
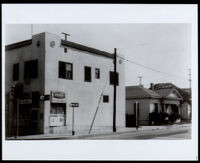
[126,83,184,127]
[153,83,191,122]
[126,85,161,126]
[5,32,125,137]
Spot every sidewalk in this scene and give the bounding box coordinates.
[6,123,191,140]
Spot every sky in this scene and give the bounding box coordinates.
[5,24,191,88]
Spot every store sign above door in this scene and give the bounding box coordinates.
[51,91,66,103]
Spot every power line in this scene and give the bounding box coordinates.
[117,55,188,80]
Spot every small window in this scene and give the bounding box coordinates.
[64,48,67,53]
[59,61,73,80]
[95,68,100,79]
[24,60,38,79]
[13,63,19,81]
[103,95,109,103]
[110,71,119,85]
[85,66,91,82]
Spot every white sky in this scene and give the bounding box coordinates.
[5,23,191,88]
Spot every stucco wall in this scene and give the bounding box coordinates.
[5,32,125,135]
[43,32,125,133]
[5,33,46,135]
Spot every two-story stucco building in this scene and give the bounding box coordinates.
[5,32,125,137]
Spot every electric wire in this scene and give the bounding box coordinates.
[117,55,188,80]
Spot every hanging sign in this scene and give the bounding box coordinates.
[51,91,66,103]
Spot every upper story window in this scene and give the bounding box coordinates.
[13,63,19,81]
[84,66,91,82]
[59,61,73,80]
[95,68,100,79]
[24,60,38,79]
[110,71,119,85]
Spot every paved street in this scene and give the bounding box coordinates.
[7,123,191,140]
[85,124,191,140]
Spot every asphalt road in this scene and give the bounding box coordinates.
[79,125,191,140]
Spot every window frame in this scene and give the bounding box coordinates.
[84,66,92,82]
[13,63,19,81]
[58,61,73,80]
[95,68,100,79]
[24,59,38,79]
[103,95,109,103]
[109,71,119,85]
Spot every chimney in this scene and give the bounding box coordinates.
[150,83,154,90]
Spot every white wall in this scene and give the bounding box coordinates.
[43,32,125,132]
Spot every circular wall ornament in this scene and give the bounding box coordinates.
[50,41,55,48]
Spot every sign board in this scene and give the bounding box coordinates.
[49,116,65,126]
[19,99,32,104]
[70,103,79,107]
[51,91,66,103]
[40,95,50,101]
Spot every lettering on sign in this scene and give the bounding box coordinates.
[70,103,79,107]
[51,91,66,103]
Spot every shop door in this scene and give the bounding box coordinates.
[18,104,31,136]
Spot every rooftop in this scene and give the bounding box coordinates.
[5,32,114,59]
[126,86,161,99]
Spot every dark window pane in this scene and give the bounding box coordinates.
[59,61,66,78]
[32,92,40,108]
[31,60,38,78]
[59,61,73,80]
[110,71,119,85]
[103,95,109,103]
[95,68,100,79]
[85,66,91,82]
[13,63,19,81]
[24,60,38,79]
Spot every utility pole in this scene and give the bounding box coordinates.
[188,68,192,121]
[138,75,143,86]
[62,32,70,41]
[31,24,33,37]
[188,68,191,96]
[113,48,117,132]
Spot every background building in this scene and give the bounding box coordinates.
[5,32,125,137]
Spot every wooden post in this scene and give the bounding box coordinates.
[113,48,117,132]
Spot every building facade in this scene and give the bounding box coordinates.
[5,32,125,137]
[126,84,184,126]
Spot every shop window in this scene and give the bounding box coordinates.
[84,66,91,82]
[95,68,100,79]
[50,103,66,115]
[13,63,19,81]
[103,95,109,103]
[24,60,38,79]
[59,61,73,80]
[110,71,119,85]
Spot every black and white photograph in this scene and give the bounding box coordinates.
[2,4,198,161]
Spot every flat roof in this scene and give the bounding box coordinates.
[5,34,114,59]
[61,39,114,59]
[5,39,32,50]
